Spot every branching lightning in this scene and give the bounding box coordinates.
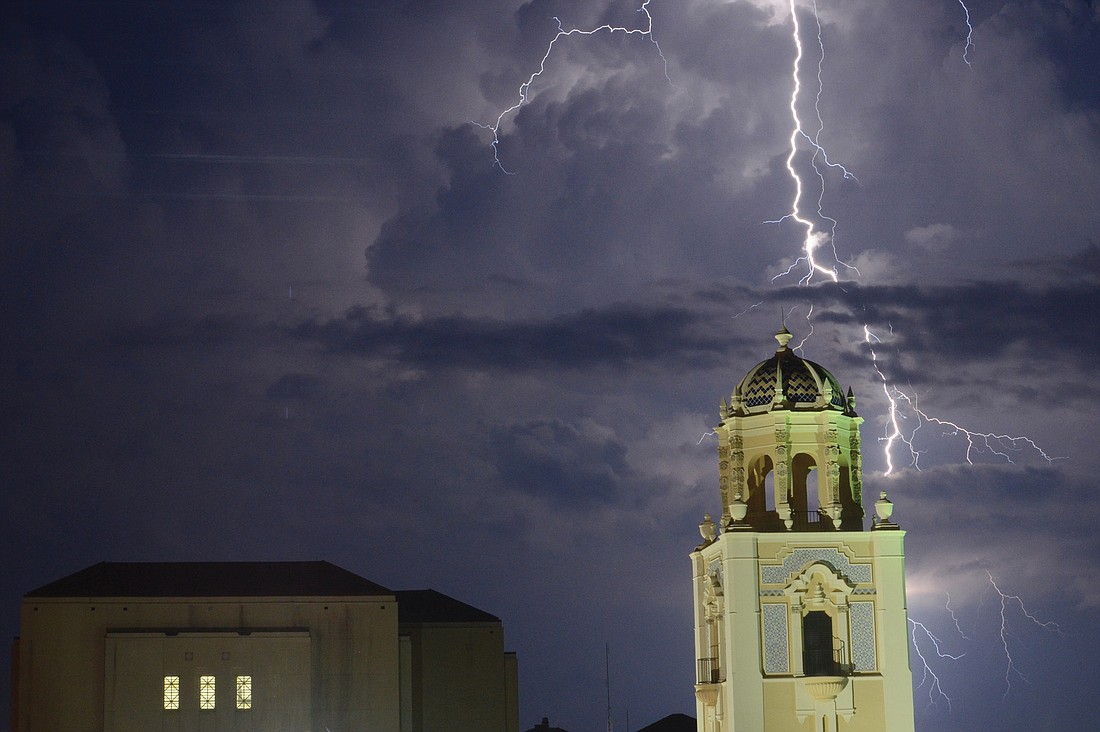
[907,572,1065,706]
[479,3,1064,710]
[474,0,669,173]
[863,325,1059,473]
[908,616,965,707]
[986,571,1064,701]
[786,303,814,352]
[760,1,1054,478]
[767,0,858,286]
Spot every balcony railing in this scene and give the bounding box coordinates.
[789,510,833,531]
[696,657,722,684]
[803,638,850,677]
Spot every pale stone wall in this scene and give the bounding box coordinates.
[16,595,399,732]
[104,631,312,731]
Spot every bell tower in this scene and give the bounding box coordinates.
[690,328,914,732]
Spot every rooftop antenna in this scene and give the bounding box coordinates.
[606,642,613,732]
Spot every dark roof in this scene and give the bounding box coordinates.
[636,713,696,732]
[523,717,570,732]
[394,589,500,624]
[26,561,392,599]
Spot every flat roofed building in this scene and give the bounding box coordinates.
[13,561,518,732]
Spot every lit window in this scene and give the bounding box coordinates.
[199,675,216,710]
[163,676,180,710]
[235,675,252,710]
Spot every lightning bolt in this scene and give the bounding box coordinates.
[730,301,764,320]
[474,0,670,174]
[767,0,858,286]
[958,0,975,68]
[986,571,1064,701]
[892,390,1061,467]
[761,2,1049,478]
[862,326,907,475]
[908,616,965,707]
[862,325,1059,473]
[786,303,814,352]
[945,592,971,641]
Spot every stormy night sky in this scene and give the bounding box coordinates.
[2,1,1099,729]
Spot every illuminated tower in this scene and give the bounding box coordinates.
[690,328,914,732]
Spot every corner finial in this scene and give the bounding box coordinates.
[775,325,793,350]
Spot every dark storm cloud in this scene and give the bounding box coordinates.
[488,418,631,505]
[266,372,324,400]
[3,1,1100,731]
[721,279,1100,382]
[294,301,732,371]
[109,312,251,350]
[286,275,1100,415]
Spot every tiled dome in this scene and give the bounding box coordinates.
[733,327,847,414]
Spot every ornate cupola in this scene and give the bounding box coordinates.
[716,327,864,532]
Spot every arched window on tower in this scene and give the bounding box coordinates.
[746,455,774,523]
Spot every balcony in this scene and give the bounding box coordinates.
[696,657,722,684]
[803,637,850,678]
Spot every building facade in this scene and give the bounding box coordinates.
[690,328,914,732]
[12,561,518,732]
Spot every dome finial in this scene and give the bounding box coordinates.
[774,325,793,350]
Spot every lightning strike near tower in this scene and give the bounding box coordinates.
[477,2,1074,716]
[473,0,669,173]
[862,325,1059,473]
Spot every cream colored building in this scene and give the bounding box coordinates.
[13,561,518,732]
[691,328,914,732]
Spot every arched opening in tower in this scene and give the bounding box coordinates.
[790,453,828,530]
[746,454,774,516]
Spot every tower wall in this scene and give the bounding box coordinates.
[693,329,913,732]
[693,532,914,732]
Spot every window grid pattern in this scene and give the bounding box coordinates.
[163,676,180,710]
[236,675,252,710]
[199,675,216,710]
